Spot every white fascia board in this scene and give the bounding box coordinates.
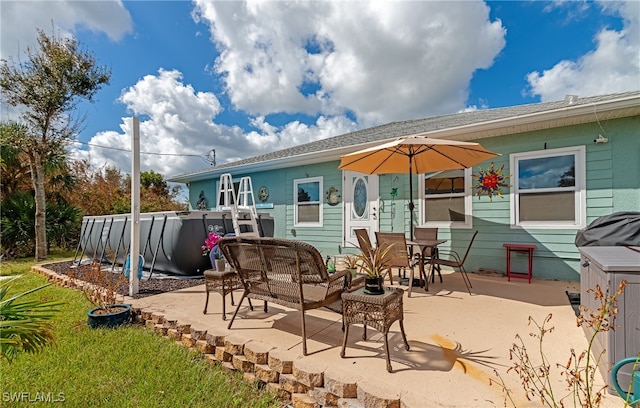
[423,95,640,142]
[169,143,383,183]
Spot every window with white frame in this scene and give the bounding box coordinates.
[510,146,586,228]
[420,169,472,228]
[294,177,323,226]
[216,178,239,208]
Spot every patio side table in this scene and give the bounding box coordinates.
[503,243,537,283]
[203,267,243,320]
[340,287,409,372]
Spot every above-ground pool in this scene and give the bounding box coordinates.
[76,210,274,276]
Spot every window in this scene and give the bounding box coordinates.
[420,169,472,228]
[294,177,323,227]
[216,178,239,208]
[510,146,586,228]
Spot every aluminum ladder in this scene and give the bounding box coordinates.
[217,173,260,237]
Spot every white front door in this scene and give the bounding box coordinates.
[343,171,379,248]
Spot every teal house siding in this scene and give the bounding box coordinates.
[282,161,344,257]
[171,92,640,282]
[458,116,640,281]
[190,162,346,259]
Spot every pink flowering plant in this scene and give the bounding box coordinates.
[201,232,222,257]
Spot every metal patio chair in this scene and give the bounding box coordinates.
[413,227,442,283]
[428,230,478,295]
[354,228,374,259]
[375,232,413,286]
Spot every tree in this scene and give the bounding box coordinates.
[0,28,111,261]
[66,161,186,216]
[137,170,186,213]
[0,122,32,200]
[1,121,83,256]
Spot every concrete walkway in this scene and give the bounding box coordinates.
[126,270,622,407]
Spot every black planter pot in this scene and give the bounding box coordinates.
[364,276,384,295]
[87,304,131,328]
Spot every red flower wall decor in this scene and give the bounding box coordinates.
[472,162,511,201]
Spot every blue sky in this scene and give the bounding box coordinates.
[1,1,638,180]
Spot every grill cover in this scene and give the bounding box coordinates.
[574,211,640,247]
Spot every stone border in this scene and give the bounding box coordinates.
[31,265,405,408]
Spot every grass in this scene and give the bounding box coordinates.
[1,264,283,408]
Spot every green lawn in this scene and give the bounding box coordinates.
[1,266,283,408]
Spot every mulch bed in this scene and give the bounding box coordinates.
[42,260,205,299]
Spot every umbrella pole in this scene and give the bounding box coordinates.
[408,155,414,242]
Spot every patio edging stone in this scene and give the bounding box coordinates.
[30,265,406,408]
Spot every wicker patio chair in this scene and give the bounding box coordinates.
[218,236,349,356]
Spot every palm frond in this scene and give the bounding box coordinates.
[0,279,63,363]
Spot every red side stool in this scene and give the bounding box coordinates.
[503,243,537,283]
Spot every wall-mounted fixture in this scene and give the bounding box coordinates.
[326,186,341,206]
[594,134,608,144]
[258,186,269,202]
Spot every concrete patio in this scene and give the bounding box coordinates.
[126,269,622,407]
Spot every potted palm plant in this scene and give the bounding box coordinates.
[68,260,130,328]
[343,255,359,279]
[352,243,394,295]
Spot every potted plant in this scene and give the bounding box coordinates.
[68,260,130,328]
[343,255,359,279]
[201,231,223,270]
[352,243,394,295]
[214,252,226,272]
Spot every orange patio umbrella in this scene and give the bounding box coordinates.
[338,135,499,240]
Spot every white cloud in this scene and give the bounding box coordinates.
[0,0,132,60]
[193,0,506,126]
[527,0,640,100]
[11,0,639,183]
[72,69,358,177]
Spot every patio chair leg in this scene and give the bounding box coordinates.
[227,291,248,330]
[459,266,472,295]
[300,310,308,356]
[340,323,349,357]
[433,248,443,283]
[222,292,227,321]
[424,262,433,292]
[203,287,210,314]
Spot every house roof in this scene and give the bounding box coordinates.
[169,90,640,183]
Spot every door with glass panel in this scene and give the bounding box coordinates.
[343,171,379,247]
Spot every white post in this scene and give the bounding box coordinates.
[129,117,140,295]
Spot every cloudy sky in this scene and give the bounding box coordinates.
[1,0,638,180]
